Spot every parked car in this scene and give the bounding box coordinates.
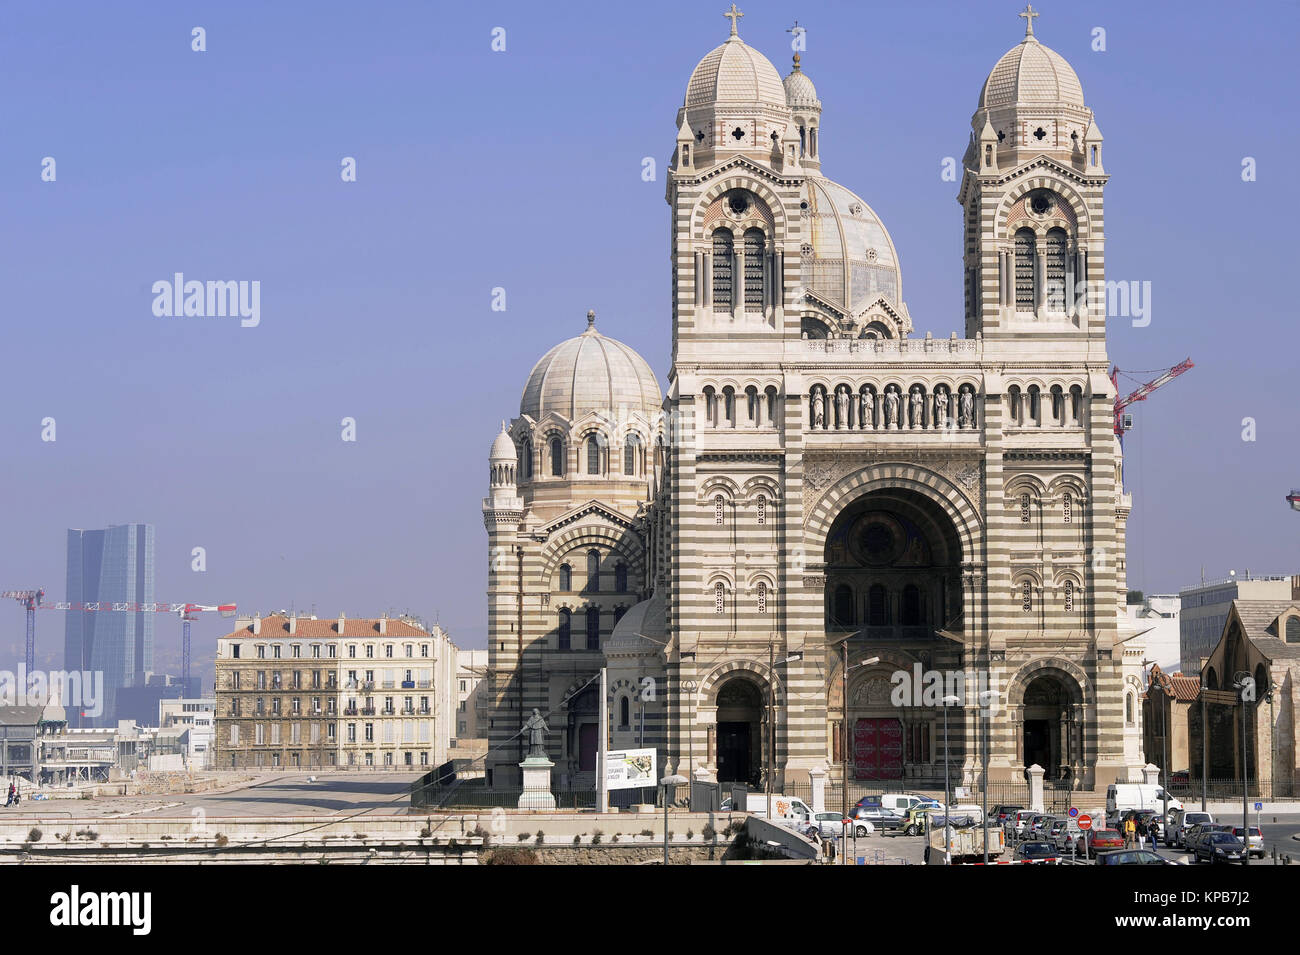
[1076,828,1124,858]
[880,793,941,816]
[1228,826,1264,859]
[991,804,1024,827]
[1096,849,1178,866]
[1052,823,1079,852]
[809,811,873,839]
[1195,832,1247,865]
[1169,810,1213,848]
[1046,819,1069,846]
[1184,824,1232,855]
[1029,814,1056,838]
[902,806,937,836]
[849,805,904,831]
[1009,810,1038,836]
[1013,841,1060,862]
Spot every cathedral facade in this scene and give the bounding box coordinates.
[483,9,1146,793]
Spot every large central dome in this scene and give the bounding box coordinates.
[801,176,902,311]
[520,313,662,423]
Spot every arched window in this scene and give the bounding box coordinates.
[586,607,600,650]
[833,585,854,626]
[557,609,571,650]
[756,495,767,526]
[1062,494,1073,524]
[745,385,759,425]
[619,696,630,727]
[614,605,626,624]
[1045,229,1067,311]
[549,436,565,477]
[586,435,602,475]
[615,562,628,592]
[714,495,725,526]
[1287,617,1300,644]
[1063,579,1074,612]
[586,550,600,592]
[1021,579,1033,613]
[901,585,923,625]
[868,585,888,626]
[1014,228,1036,312]
[1027,385,1041,426]
[722,387,735,427]
[712,229,733,311]
[757,581,767,614]
[743,228,765,311]
[519,437,532,480]
[714,582,725,615]
[624,434,640,476]
[1125,693,1134,725]
[559,564,572,591]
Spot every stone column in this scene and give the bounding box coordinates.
[1027,762,1045,812]
[733,249,745,321]
[1142,763,1160,786]
[808,764,827,812]
[702,253,712,308]
[694,250,704,307]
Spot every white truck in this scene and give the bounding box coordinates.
[727,792,817,830]
[1106,783,1182,816]
[924,815,1005,864]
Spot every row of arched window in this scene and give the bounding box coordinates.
[829,584,928,627]
[702,384,781,429]
[710,493,773,527]
[555,605,628,651]
[557,550,629,594]
[517,433,648,480]
[1015,490,1082,524]
[1013,577,1084,613]
[1006,384,1086,428]
[711,580,769,615]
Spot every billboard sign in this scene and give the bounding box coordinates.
[605,748,657,791]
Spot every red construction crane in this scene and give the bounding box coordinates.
[1111,358,1194,442]
[1,593,235,690]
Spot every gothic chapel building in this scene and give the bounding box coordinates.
[483,8,1147,792]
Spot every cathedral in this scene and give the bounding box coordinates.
[483,7,1147,794]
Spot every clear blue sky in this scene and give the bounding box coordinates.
[1,1,1296,669]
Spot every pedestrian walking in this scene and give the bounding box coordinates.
[1123,815,1136,848]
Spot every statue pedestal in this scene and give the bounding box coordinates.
[517,757,556,810]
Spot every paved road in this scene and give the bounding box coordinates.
[20,773,423,819]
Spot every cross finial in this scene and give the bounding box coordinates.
[724,4,743,37]
[1019,3,1038,37]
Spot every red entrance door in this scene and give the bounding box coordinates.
[854,718,903,780]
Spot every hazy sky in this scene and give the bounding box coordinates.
[1,0,1296,667]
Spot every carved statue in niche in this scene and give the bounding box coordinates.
[860,389,874,430]
[811,388,825,430]
[959,387,975,429]
[884,387,899,430]
[933,387,949,429]
[835,386,849,430]
[909,387,924,429]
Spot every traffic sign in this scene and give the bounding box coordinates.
[1068,807,1078,818]
[1254,801,1263,811]
[1078,814,1092,830]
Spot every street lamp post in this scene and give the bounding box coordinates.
[1233,672,1251,867]
[942,693,960,865]
[765,647,803,824]
[979,689,1000,865]
[659,773,688,866]
[838,641,879,866]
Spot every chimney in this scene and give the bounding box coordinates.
[338,613,346,636]
[378,616,386,635]
[288,615,297,635]
[252,614,261,635]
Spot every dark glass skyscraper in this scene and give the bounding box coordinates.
[65,524,155,725]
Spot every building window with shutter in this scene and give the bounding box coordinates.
[712,230,733,310]
[557,609,571,651]
[1064,579,1074,612]
[1045,229,1067,310]
[756,495,766,525]
[714,495,725,525]
[1022,580,1033,613]
[757,581,767,614]
[1014,229,1036,311]
[744,228,764,310]
[1020,492,1031,523]
[1063,493,1072,524]
[715,582,725,615]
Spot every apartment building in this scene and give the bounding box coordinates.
[214,613,457,771]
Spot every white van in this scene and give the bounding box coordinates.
[729,792,816,829]
[1106,783,1182,816]
[880,792,941,815]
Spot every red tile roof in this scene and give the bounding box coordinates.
[221,614,428,639]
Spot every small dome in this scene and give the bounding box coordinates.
[685,35,787,111]
[520,312,662,423]
[800,177,902,310]
[783,55,820,110]
[489,423,516,462]
[606,592,665,656]
[980,34,1085,111]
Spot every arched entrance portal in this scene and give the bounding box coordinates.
[824,487,964,638]
[1021,674,1074,781]
[715,677,762,787]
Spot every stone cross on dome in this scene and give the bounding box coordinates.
[724,4,743,37]
[1019,3,1038,37]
